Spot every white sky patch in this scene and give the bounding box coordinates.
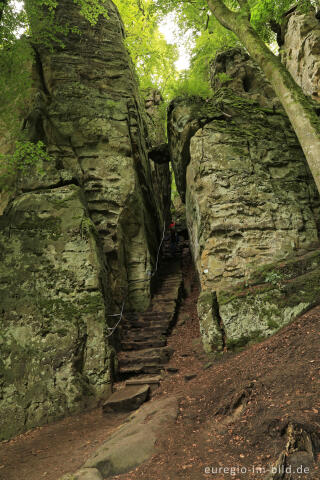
[12,0,26,37]
[14,0,23,10]
[158,12,192,71]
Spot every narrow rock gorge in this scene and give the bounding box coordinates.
[1,1,320,461]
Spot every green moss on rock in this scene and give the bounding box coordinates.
[0,186,114,440]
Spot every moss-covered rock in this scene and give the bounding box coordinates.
[0,186,114,440]
[197,291,224,353]
[281,9,320,101]
[0,0,171,440]
[168,50,320,352]
[217,247,320,349]
[26,0,169,312]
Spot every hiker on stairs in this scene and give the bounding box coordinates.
[169,222,178,257]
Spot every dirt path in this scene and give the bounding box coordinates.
[1,251,320,480]
[0,408,127,480]
[113,285,320,480]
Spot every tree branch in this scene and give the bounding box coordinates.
[136,0,145,17]
[237,0,248,7]
[206,0,238,31]
[205,13,210,30]
[237,0,251,20]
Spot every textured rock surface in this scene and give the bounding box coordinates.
[0,186,113,440]
[168,53,320,351]
[30,0,167,311]
[144,89,171,228]
[0,0,170,439]
[281,9,320,101]
[83,396,178,477]
[60,468,103,480]
[102,384,149,412]
[144,89,166,147]
[215,247,320,350]
[210,47,281,109]
[167,96,205,201]
[186,92,320,291]
[264,422,319,480]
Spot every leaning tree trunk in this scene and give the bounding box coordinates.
[207,0,320,194]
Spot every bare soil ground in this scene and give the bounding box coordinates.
[0,408,127,479]
[113,254,320,480]
[1,251,319,480]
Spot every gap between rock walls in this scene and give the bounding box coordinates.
[1,5,320,480]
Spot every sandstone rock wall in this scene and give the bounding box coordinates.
[210,47,281,109]
[168,49,320,353]
[0,186,113,439]
[32,0,166,311]
[143,89,171,230]
[0,0,169,439]
[281,9,320,101]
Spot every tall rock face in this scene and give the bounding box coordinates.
[280,9,320,101]
[32,0,165,310]
[168,49,320,353]
[0,0,169,440]
[143,89,171,229]
[0,187,112,440]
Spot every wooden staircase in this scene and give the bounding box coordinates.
[118,258,183,381]
[102,239,187,413]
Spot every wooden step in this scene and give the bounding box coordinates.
[126,375,162,386]
[118,347,173,367]
[121,337,167,351]
[119,364,164,376]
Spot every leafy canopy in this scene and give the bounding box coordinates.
[152,0,318,97]
[114,0,178,91]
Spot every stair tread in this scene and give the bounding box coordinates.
[117,251,182,380]
[119,346,172,358]
[122,324,171,332]
[119,365,164,374]
[122,340,166,350]
[126,375,162,385]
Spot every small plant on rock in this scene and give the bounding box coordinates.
[264,270,284,289]
[0,140,50,189]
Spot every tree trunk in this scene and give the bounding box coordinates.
[207,0,320,194]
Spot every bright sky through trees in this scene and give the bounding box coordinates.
[158,12,191,70]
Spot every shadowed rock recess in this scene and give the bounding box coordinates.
[0,0,170,439]
[168,48,320,353]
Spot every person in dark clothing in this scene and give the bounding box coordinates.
[169,222,178,256]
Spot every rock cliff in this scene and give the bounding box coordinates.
[168,49,320,352]
[143,89,171,230]
[0,0,169,439]
[210,47,281,110]
[32,0,167,310]
[0,186,113,439]
[281,9,320,101]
